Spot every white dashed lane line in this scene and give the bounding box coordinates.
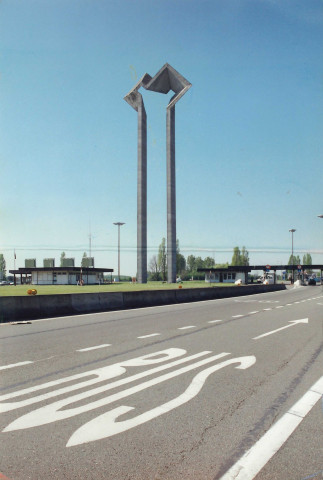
[137,333,161,339]
[232,315,244,318]
[208,320,222,324]
[178,326,196,330]
[76,344,111,352]
[0,361,34,371]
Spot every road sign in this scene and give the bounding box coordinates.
[298,265,302,269]
[265,265,271,270]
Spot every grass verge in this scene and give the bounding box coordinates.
[0,281,236,296]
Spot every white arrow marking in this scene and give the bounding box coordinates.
[67,355,256,446]
[253,319,308,340]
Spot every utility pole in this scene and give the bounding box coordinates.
[289,228,296,284]
[113,222,125,281]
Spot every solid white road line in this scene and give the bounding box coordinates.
[77,344,111,352]
[0,361,33,371]
[219,376,323,480]
[178,326,196,330]
[137,333,160,339]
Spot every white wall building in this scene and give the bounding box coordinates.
[204,271,245,284]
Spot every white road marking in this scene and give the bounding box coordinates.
[77,344,111,352]
[253,319,308,340]
[219,376,323,480]
[286,303,292,306]
[0,348,191,412]
[67,355,256,446]
[276,306,283,309]
[248,311,259,315]
[208,320,222,323]
[3,352,231,431]
[232,315,244,318]
[0,361,33,371]
[178,326,196,330]
[137,333,160,339]
[263,308,272,311]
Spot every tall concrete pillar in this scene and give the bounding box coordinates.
[137,99,147,283]
[167,105,176,283]
[125,65,191,284]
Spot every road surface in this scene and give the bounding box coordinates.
[0,285,322,480]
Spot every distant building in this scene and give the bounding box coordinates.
[9,267,113,285]
[204,270,245,284]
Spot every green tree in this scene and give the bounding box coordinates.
[176,239,186,275]
[60,251,66,267]
[195,256,205,270]
[231,247,242,266]
[186,255,196,272]
[241,246,249,266]
[203,256,215,268]
[231,246,249,266]
[158,238,167,281]
[0,253,6,280]
[176,254,186,275]
[287,254,301,276]
[288,254,301,266]
[215,262,229,268]
[148,255,160,281]
[302,253,312,274]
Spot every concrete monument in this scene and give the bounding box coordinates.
[124,64,191,283]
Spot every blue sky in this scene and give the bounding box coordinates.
[1,0,322,276]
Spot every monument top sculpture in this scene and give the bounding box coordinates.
[124,63,191,111]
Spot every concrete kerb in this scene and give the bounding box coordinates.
[0,284,286,322]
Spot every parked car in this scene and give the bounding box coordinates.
[308,278,316,285]
[0,280,10,286]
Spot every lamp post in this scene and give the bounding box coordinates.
[113,222,125,282]
[289,228,296,284]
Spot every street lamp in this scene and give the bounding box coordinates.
[289,228,296,284]
[113,222,125,282]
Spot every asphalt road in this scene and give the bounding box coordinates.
[0,285,322,480]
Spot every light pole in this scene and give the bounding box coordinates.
[318,216,323,284]
[289,228,296,284]
[113,222,125,282]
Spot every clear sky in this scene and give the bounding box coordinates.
[1,0,322,276]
